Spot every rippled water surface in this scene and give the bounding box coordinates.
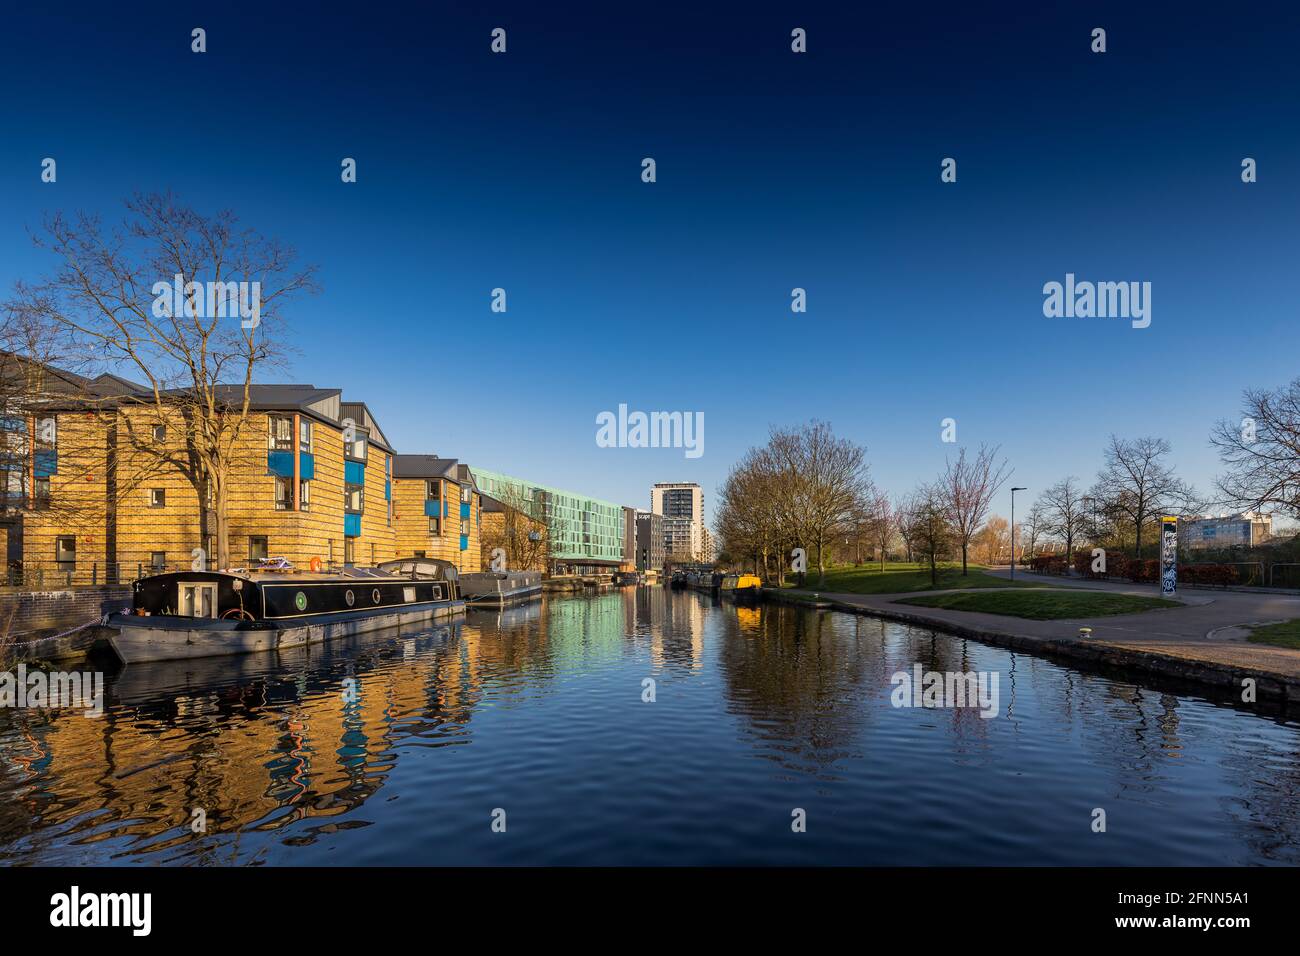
[2,588,1299,865]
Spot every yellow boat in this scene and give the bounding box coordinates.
[718,573,762,601]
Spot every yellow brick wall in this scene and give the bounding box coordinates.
[23,407,407,577]
[22,409,112,580]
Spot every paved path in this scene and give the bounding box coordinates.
[778,571,1300,700]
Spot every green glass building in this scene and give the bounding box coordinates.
[472,468,628,571]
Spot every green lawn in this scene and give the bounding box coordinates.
[784,562,1044,595]
[1246,620,1300,650]
[895,589,1180,621]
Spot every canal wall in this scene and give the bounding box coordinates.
[761,588,1300,706]
[1,586,130,661]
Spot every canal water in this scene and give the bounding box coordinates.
[2,588,1298,866]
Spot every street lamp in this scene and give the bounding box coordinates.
[1010,487,1028,579]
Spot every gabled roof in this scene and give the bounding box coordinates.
[339,400,395,453]
[393,455,460,480]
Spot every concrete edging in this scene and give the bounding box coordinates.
[762,588,1300,705]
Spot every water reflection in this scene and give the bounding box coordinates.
[1,589,1298,865]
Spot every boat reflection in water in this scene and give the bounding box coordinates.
[2,588,1300,866]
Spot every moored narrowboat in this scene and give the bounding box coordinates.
[457,570,544,606]
[719,573,763,602]
[107,559,464,664]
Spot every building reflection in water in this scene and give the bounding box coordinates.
[0,589,1298,865]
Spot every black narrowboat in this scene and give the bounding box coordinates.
[107,560,464,664]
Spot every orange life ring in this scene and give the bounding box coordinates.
[309,556,323,573]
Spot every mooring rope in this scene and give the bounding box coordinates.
[2,616,107,648]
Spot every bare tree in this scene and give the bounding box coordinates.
[1211,379,1300,519]
[940,444,1010,574]
[866,490,896,571]
[903,482,952,587]
[4,193,316,569]
[1094,435,1197,557]
[1038,476,1088,566]
[481,484,549,573]
[1019,500,1048,560]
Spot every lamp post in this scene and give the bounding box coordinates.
[1010,487,1028,579]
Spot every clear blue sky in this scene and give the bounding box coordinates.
[2,2,1298,526]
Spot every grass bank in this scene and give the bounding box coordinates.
[784,562,1044,595]
[895,589,1180,621]
[1247,620,1300,650]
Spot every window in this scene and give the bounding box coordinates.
[179,582,218,618]
[150,551,166,570]
[299,479,311,512]
[149,488,166,508]
[426,480,441,500]
[345,483,363,513]
[55,536,75,570]
[35,416,56,448]
[268,415,293,451]
[414,550,427,558]
[152,423,167,443]
[33,476,50,509]
[275,476,294,510]
[299,419,312,453]
[249,536,268,562]
[344,537,355,566]
[461,485,471,504]
[346,434,367,461]
[429,516,441,535]
[460,519,469,536]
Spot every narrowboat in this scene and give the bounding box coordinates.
[719,573,763,602]
[614,571,641,586]
[669,569,687,589]
[107,559,464,664]
[457,570,543,607]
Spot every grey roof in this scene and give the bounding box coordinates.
[393,455,460,480]
[456,463,478,492]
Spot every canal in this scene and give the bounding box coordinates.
[2,588,1298,866]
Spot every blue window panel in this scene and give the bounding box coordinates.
[267,451,294,477]
[424,499,440,518]
[443,500,449,519]
[344,513,361,537]
[384,480,391,501]
[460,534,469,551]
[34,449,58,478]
[299,452,315,481]
[344,460,365,485]
[460,501,471,519]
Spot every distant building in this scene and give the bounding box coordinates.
[474,468,631,574]
[651,482,705,561]
[635,511,664,574]
[1179,512,1272,550]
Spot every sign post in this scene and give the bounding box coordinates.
[1160,516,1178,596]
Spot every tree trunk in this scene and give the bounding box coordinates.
[213,465,230,570]
[961,544,968,575]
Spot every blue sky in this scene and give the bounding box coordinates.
[2,1,1298,525]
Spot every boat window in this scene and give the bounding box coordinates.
[179,582,218,618]
[403,587,416,603]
